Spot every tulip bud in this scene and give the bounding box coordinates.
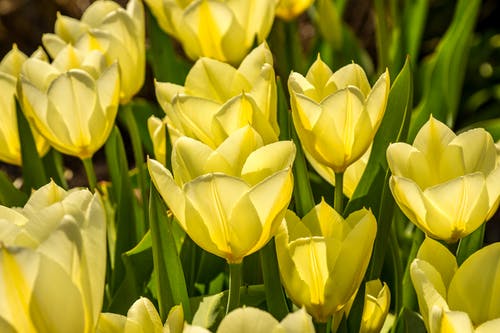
[275,200,377,322]
[411,238,500,332]
[18,45,120,159]
[155,43,278,148]
[289,56,389,173]
[145,0,275,64]
[0,181,106,333]
[387,116,500,242]
[0,45,50,165]
[43,0,145,103]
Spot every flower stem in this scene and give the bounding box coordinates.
[82,157,97,192]
[226,262,243,314]
[334,172,344,214]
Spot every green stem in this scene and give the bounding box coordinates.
[389,225,403,316]
[334,172,344,214]
[314,321,328,333]
[456,223,485,265]
[82,157,97,192]
[119,104,149,226]
[226,262,243,314]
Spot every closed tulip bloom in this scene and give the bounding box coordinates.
[148,137,295,263]
[156,43,278,148]
[18,45,120,159]
[410,238,500,332]
[0,181,106,333]
[217,307,315,333]
[43,0,145,103]
[289,56,389,173]
[275,0,314,21]
[0,45,50,165]
[387,116,500,242]
[144,0,275,64]
[275,200,377,322]
[360,280,391,333]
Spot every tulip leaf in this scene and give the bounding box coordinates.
[146,7,190,84]
[456,223,485,265]
[41,149,68,189]
[277,77,291,141]
[0,170,27,207]
[393,307,426,333]
[408,0,481,140]
[104,126,141,301]
[149,186,191,322]
[346,281,365,333]
[16,104,48,192]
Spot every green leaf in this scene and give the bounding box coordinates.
[0,171,27,207]
[17,103,47,192]
[149,186,191,322]
[408,0,481,140]
[42,149,68,189]
[192,292,225,330]
[346,281,365,333]
[394,307,426,333]
[456,223,485,265]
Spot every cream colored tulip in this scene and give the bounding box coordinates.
[216,307,315,333]
[148,146,294,263]
[289,56,389,173]
[387,116,500,242]
[275,200,377,322]
[43,0,145,103]
[170,126,295,186]
[411,238,500,332]
[0,45,50,165]
[144,0,275,64]
[360,280,391,333]
[0,181,107,333]
[18,45,120,159]
[155,43,278,148]
[276,0,314,20]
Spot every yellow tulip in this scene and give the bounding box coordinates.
[170,126,295,186]
[0,181,107,333]
[289,56,389,173]
[147,135,295,263]
[275,199,377,322]
[148,115,168,166]
[360,280,391,333]
[155,43,278,148]
[410,238,500,332]
[387,116,500,242]
[42,0,145,103]
[0,45,50,165]
[275,0,314,21]
[144,0,275,64]
[217,307,315,333]
[18,44,120,159]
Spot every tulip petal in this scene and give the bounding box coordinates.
[237,42,274,84]
[423,174,489,241]
[365,70,389,125]
[125,297,163,333]
[416,238,457,288]
[448,243,500,326]
[155,81,185,106]
[476,318,500,333]
[217,307,279,333]
[96,313,126,333]
[450,128,496,175]
[412,116,455,159]
[389,176,428,232]
[278,308,315,333]
[148,158,186,228]
[81,0,121,27]
[440,311,474,333]
[329,63,371,96]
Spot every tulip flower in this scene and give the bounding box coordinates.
[0,45,50,165]
[42,0,145,103]
[275,0,315,21]
[0,181,107,333]
[360,280,391,333]
[155,43,278,148]
[18,44,120,159]
[387,116,500,242]
[275,199,377,323]
[144,0,275,64]
[410,238,500,332]
[217,307,315,333]
[148,133,295,263]
[170,126,296,187]
[289,56,389,174]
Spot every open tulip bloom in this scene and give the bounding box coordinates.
[387,116,500,242]
[411,237,500,332]
[155,42,279,148]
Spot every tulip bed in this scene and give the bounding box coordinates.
[0,0,499,332]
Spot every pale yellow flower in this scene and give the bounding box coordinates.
[387,116,500,242]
